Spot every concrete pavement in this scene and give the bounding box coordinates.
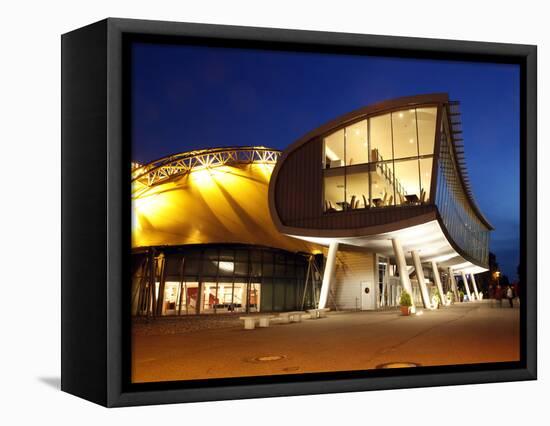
[132,301,520,383]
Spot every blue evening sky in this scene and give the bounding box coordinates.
[131,43,520,280]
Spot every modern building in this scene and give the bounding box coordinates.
[131,147,324,316]
[131,93,492,316]
[268,93,493,311]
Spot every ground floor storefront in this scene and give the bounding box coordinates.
[132,243,485,317]
[131,244,322,316]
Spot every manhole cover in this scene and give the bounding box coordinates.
[376,362,420,369]
[255,355,285,362]
[282,366,300,372]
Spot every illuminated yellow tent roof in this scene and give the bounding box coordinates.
[132,147,319,254]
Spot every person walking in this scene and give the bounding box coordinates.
[506,285,514,308]
[495,284,502,308]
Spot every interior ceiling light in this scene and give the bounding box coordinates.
[218,261,234,272]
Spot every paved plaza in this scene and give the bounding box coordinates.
[132,301,520,383]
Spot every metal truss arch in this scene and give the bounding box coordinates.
[132,146,281,187]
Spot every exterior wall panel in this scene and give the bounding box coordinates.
[330,246,375,310]
[275,139,323,225]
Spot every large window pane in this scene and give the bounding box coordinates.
[183,257,200,274]
[321,108,436,214]
[324,129,344,169]
[370,162,395,207]
[346,169,369,209]
[345,120,368,166]
[250,262,262,278]
[273,280,285,311]
[324,172,345,211]
[235,250,248,262]
[201,282,217,313]
[234,262,248,277]
[233,282,247,311]
[419,157,433,203]
[216,283,233,311]
[285,263,295,277]
[164,255,182,277]
[275,263,285,277]
[285,281,297,310]
[392,109,418,159]
[417,107,437,155]
[370,113,392,162]
[261,279,273,312]
[218,249,234,261]
[249,283,261,312]
[250,250,261,262]
[204,248,218,260]
[162,281,180,315]
[394,159,421,205]
[263,262,274,277]
[181,282,199,314]
[218,260,234,276]
[262,251,273,263]
[202,259,218,275]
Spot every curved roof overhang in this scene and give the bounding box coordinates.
[283,218,488,274]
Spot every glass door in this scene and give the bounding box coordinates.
[201,282,217,313]
[183,282,199,314]
[378,256,388,308]
[232,282,247,312]
[249,283,261,312]
[216,282,233,313]
[162,281,180,315]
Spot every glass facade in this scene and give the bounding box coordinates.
[435,115,490,265]
[131,244,312,316]
[323,106,437,212]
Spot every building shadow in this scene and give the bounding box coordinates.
[38,376,61,390]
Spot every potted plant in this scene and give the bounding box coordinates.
[399,291,412,316]
[459,290,465,302]
[431,289,441,308]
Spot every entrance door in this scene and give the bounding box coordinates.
[201,282,217,313]
[249,283,261,313]
[361,281,375,310]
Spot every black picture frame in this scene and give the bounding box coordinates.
[61,17,537,407]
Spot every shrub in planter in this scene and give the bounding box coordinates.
[400,291,412,316]
[431,289,441,308]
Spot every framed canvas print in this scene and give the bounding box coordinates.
[61,18,537,407]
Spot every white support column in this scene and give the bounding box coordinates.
[318,242,339,309]
[411,251,432,309]
[380,270,387,308]
[449,268,459,302]
[461,271,473,301]
[431,261,447,306]
[470,273,480,300]
[391,238,415,312]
